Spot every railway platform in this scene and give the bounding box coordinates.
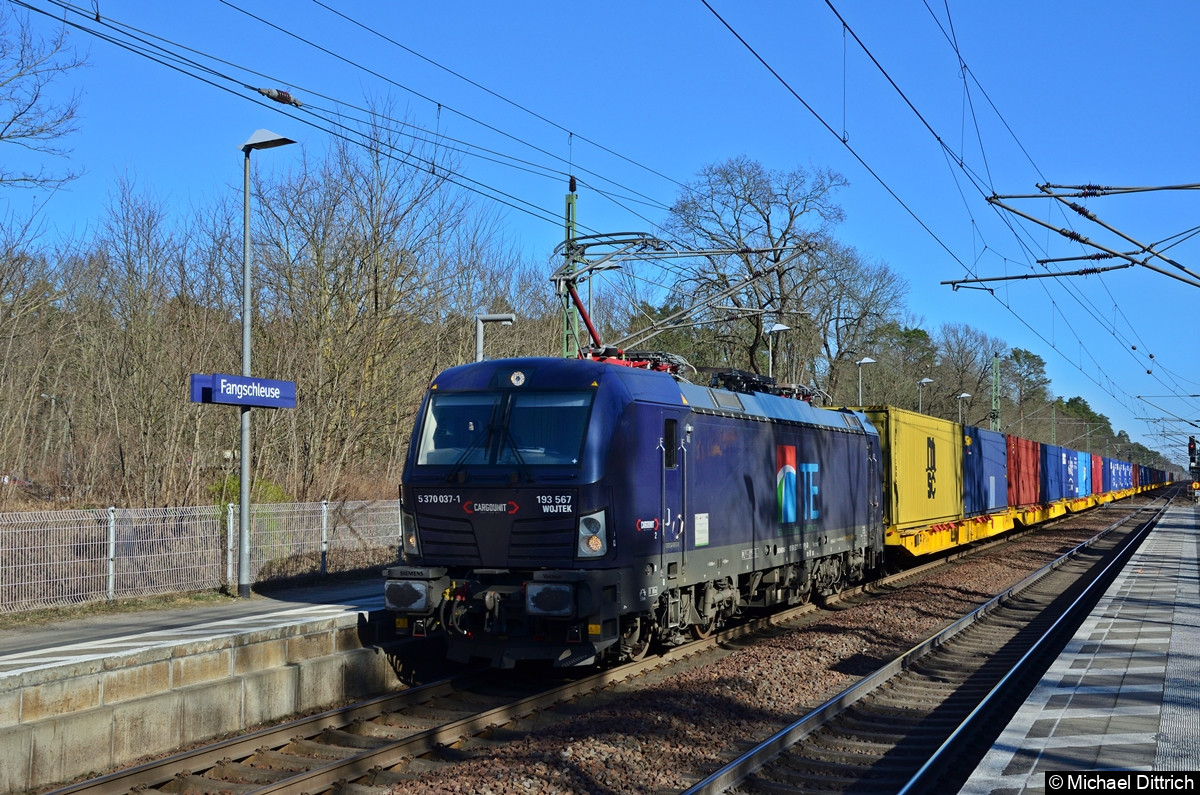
[0,576,386,675]
[960,504,1200,793]
[0,576,420,793]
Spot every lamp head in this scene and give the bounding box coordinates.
[240,129,296,153]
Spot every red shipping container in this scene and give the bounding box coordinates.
[1007,435,1041,506]
[1091,453,1103,494]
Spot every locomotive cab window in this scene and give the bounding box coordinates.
[502,392,593,465]
[416,390,594,467]
[416,393,500,466]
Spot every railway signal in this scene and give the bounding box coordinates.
[1190,437,1199,503]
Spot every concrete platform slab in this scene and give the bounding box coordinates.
[961,505,1200,793]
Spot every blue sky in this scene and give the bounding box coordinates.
[8,1,1200,465]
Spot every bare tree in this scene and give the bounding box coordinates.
[67,180,207,505]
[1003,348,1051,436]
[803,241,906,399]
[254,106,523,498]
[663,156,849,374]
[932,323,1007,423]
[0,6,84,189]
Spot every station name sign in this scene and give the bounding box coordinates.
[190,374,297,409]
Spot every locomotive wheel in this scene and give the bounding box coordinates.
[826,559,846,596]
[620,616,650,661]
[690,614,715,640]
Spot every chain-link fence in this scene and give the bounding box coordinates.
[0,500,400,614]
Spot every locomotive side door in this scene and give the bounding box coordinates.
[659,411,686,581]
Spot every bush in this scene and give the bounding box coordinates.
[206,474,292,505]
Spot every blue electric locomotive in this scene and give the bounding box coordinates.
[384,356,886,668]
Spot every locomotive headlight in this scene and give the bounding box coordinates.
[400,510,420,558]
[577,510,607,558]
[383,567,448,615]
[385,579,430,611]
[526,582,575,616]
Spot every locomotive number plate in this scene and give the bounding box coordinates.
[534,493,574,514]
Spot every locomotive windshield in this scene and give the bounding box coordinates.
[415,390,594,467]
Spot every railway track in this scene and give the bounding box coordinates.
[44,496,1166,795]
[684,492,1174,795]
[44,665,652,794]
[47,608,814,794]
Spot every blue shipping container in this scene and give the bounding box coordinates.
[963,426,1007,515]
[1064,449,1080,497]
[1104,457,1132,491]
[1076,451,1091,497]
[1040,444,1068,502]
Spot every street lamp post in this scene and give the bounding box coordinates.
[957,392,972,424]
[855,357,876,405]
[766,322,790,379]
[917,377,934,413]
[239,129,295,598]
[475,313,517,362]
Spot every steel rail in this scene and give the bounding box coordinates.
[46,496,1162,795]
[42,677,466,795]
[680,495,1171,794]
[896,497,1172,794]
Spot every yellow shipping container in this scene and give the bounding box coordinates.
[864,407,964,532]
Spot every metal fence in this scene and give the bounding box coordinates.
[0,500,400,615]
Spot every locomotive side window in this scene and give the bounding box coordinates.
[664,419,678,469]
[416,393,500,465]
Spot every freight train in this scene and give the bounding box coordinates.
[383,353,1169,668]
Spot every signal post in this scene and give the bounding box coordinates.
[1189,436,1199,503]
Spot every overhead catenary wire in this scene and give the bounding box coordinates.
[11,0,1189,457]
[704,0,1194,451]
[702,1,1141,417]
[13,0,578,229]
[15,0,766,359]
[215,0,674,227]
[23,0,678,236]
[308,0,689,199]
[839,0,1196,428]
[917,2,1198,412]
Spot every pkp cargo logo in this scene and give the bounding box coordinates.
[777,445,819,524]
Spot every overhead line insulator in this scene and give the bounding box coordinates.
[258,87,302,108]
[1066,200,1097,220]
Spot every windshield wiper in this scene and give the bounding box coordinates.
[444,406,500,483]
[497,424,536,483]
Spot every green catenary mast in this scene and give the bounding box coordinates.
[561,176,579,357]
[991,352,1001,431]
